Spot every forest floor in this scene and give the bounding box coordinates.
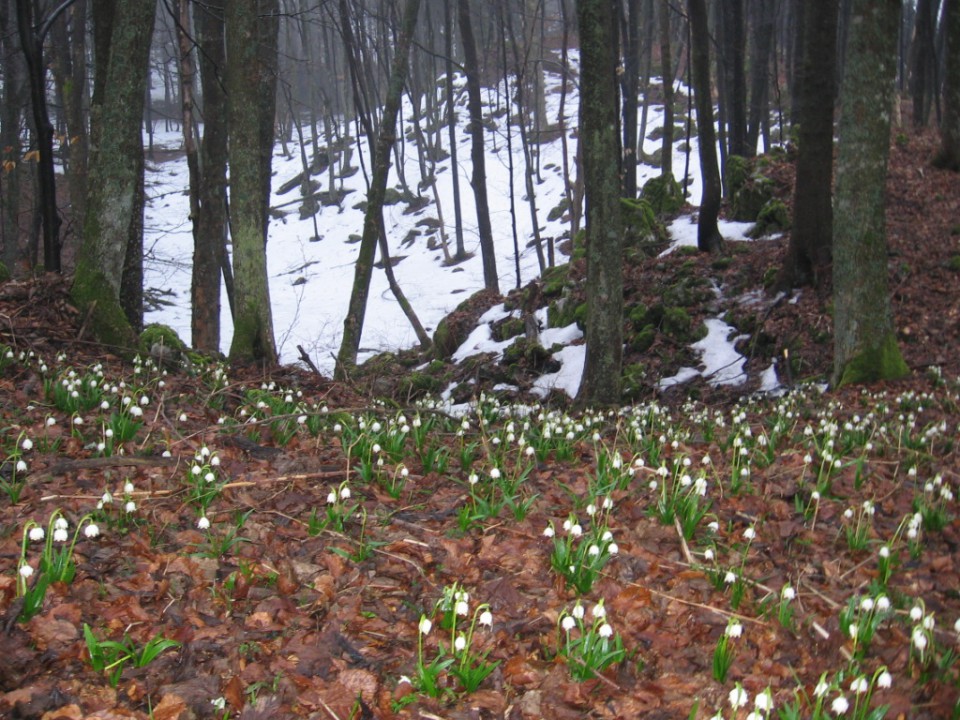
[1,130,959,720]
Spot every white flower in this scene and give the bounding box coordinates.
[877,671,892,689]
[468,472,479,486]
[53,527,68,543]
[479,610,493,627]
[125,500,136,513]
[729,685,749,710]
[454,634,467,652]
[879,545,890,558]
[54,517,68,531]
[211,697,226,711]
[591,601,606,619]
[418,617,432,635]
[724,571,737,584]
[197,516,211,530]
[782,586,795,601]
[726,622,743,639]
[543,525,555,538]
[28,527,45,542]
[922,614,935,631]
[339,486,351,500]
[876,595,890,612]
[179,413,188,422]
[831,695,849,715]
[455,600,469,616]
[124,481,135,494]
[754,689,773,712]
[489,468,501,480]
[15,459,27,473]
[814,678,830,697]
[743,527,756,540]
[586,503,597,516]
[597,623,613,638]
[204,472,215,483]
[569,524,583,537]
[911,627,928,651]
[21,438,33,451]
[326,491,337,504]
[954,617,960,635]
[848,623,858,640]
[571,603,585,620]
[561,615,576,632]
[101,491,113,504]
[850,676,868,694]
[910,605,923,622]
[708,521,720,532]
[860,597,875,612]
[19,564,34,579]
[608,543,619,555]
[84,523,100,538]
[210,455,220,466]
[587,544,600,557]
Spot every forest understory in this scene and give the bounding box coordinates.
[0,130,959,719]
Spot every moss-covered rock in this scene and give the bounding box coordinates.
[661,306,692,340]
[502,337,553,369]
[627,302,651,329]
[641,174,684,216]
[621,363,648,401]
[541,263,570,298]
[432,289,501,361]
[629,324,657,353]
[731,174,774,223]
[725,155,750,197]
[749,199,791,238]
[492,316,525,342]
[547,197,571,222]
[140,323,187,355]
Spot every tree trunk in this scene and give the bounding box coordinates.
[0,0,27,275]
[933,0,960,170]
[659,0,674,177]
[73,0,156,350]
[576,0,624,406]
[443,0,467,261]
[621,0,640,197]
[458,0,499,293]
[719,0,747,158]
[778,0,838,290]
[336,0,421,377]
[16,0,62,272]
[192,0,230,352]
[910,0,939,127]
[688,0,722,252]
[745,0,775,156]
[833,0,909,387]
[226,0,278,364]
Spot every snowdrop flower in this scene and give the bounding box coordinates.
[728,685,749,710]
[204,472,215,483]
[418,617,432,635]
[814,678,830,697]
[197,516,211,530]
[708,521,720,532]
[84,523,100,538]
[101,491,113,504]
[782,586,795,601]
[468,472,479,486]
[602,496,613,510]
[479,610,493,627]
[591,601,606,619]
[860,597,875,612]
[726,622,743,639]
[601,530,613,542]
[724,571,737,585]
[561,615,576,632]
[210,455,220,466]
[124,481,135,494]
[124,500,136,513]
[19,564,34,579]
[54,517,68,531]
[608,543,619,555]
[179,413,188,422]
[704,548,715,562]
[588,544,600,557]
[569,524,583,537]
[850,676,869,694]
[922,614,935,631]
[339,486,351,500]
[877,671,892,689]
[830,695,849,715]
[21,438,33,451]
[28,526,45,542]
[848,623,858,640]
[16,459,27,473]
[454,634,467,652]
[743,526,756,541]
[954,617,960,635]
[326,491,337,504]
[911,627,928,652]
[571,603,585,620]
[53,527,69,543]
[586,503,597,516]
[455,600,469,616]
[910,605,924,622]
[543,525,555,538]
[598,623,613,638]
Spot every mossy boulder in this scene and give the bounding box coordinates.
[140,324,187,365]
[547,197,571,222]
[432,289,501,361]
[621,363,648,401]
[641,174,684,216]
[725,155,750,197]
[502,337,553,370]
[541,263,570,298]
[731,174,774,223]
[492,316,525,342]
[629,324,657,353]
[661,306,692,340]
[398,370,444,399]
[748,199,791,238]
[621,197,669,254]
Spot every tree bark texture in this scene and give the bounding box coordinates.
[335,0,421,377]
[576,0,624,406]
[780,0,838,290]
[688,0,722,252]
[745,0,775,156]
[659,0,674,177]
[458,0,499,293]
[832,0,909,386]
[934,0,960,170]
[0,0,27,274]
[910,0,939,127]
[226,0,278,364]
[73,0,155,349]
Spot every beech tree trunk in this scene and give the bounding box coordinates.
[688,0,722,252]
[336,0,421,377]
[226,0,278,364]
[934,0,960,170]
[779,0,838,290]
[73,0,156,349]
[833,0,909,387]
[458,0,499,293]
[576,0,624,406]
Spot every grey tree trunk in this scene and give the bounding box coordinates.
[688,0,722,252]
[832,0,909,387]
[336,0,421,378]
[576,0,624,406]
[192,0,231,352]
[778,0,838,290]
[226,0,278,364]
[659,0,674,178]
[0,0,27,275]
[458,0,499,293]
[72,0,156,349]
[934,0,960,170]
